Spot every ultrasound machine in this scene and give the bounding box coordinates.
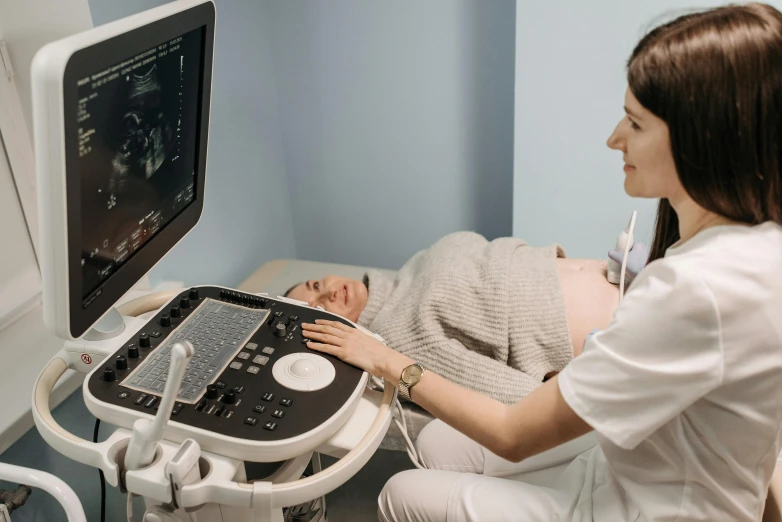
[29,1,395,520]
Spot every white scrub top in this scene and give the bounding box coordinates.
[558,222,782,521]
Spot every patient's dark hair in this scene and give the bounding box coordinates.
[629,3,782,262]
[283,282,302,298]
[282,281,304,297]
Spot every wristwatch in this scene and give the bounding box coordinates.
[398,362,425,401]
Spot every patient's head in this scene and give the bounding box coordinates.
[285,276,368,323]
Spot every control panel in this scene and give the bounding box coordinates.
[85,287,365,450]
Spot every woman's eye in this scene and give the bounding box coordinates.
[314,282,320,291]
[629,119,640,130]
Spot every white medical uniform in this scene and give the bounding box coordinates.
[379,222,782,522]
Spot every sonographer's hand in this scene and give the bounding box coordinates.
[302,320,399,377]
[608,241,650,278]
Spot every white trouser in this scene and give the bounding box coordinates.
[377,419,597,522]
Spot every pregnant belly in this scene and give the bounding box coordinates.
[556,258,619,357]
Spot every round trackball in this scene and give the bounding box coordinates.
[272,353,335,391]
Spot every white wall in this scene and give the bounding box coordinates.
[513,0,735,258]
[266,0,515,269]
[0,0,93,142]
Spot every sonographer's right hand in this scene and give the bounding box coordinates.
[608,241,650,278]
[302,320,405,379]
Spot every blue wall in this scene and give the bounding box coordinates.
[512,1,728,258]
[93,0,516,277]
[265,0,515,269]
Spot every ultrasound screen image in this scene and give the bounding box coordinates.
[75,28,203,301]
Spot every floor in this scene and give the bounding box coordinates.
[318,450,414,522]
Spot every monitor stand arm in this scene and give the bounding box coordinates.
[83,307,125,342]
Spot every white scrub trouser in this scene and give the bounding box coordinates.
[377,420,597,521]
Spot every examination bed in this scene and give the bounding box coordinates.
[238,259,434,452]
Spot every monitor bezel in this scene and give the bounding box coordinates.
[61,3,214,337]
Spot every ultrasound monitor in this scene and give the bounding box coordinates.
[32,0,215,339]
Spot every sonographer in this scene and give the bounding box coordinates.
[303,4,782,520]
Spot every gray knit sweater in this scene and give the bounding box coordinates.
[357,232,573,404]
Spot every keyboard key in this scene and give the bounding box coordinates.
[247,366,260,375]
[245,342,258,350]
[272,409,285,419]
[172,403,184,415]
[253,404,266,414]
[216,380,227,389]
[229,362,243,370]
[234,386,245,394]
[279,398,292,407]
[263,422,277,431]
[253,355,269,365]
[262,347,275,355]
[244,417,258,426]
[237,352,250,360]
[134,394,148,405]
[262,392,274,402]
[145,396,159,408]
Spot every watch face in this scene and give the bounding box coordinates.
[402,364,423,383]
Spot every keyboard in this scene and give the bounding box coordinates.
[122,298,270,403]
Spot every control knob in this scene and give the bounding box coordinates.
[103,367,116,382]
[127,345,139,359]
[222,390,236,405]
[115,355,128,371]
[170,306,181,318]
[160,314,171,328]
[274,322,287,338]
[180,297,190,309]
[205,384,218,400]
[139,333,151,348]
[189,288,199,300]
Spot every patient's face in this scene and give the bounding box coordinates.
[286,276,368,323]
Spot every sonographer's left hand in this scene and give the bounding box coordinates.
[302,320,402,377]
[608,241,650,278]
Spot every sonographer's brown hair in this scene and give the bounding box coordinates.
[630,3,782,262]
